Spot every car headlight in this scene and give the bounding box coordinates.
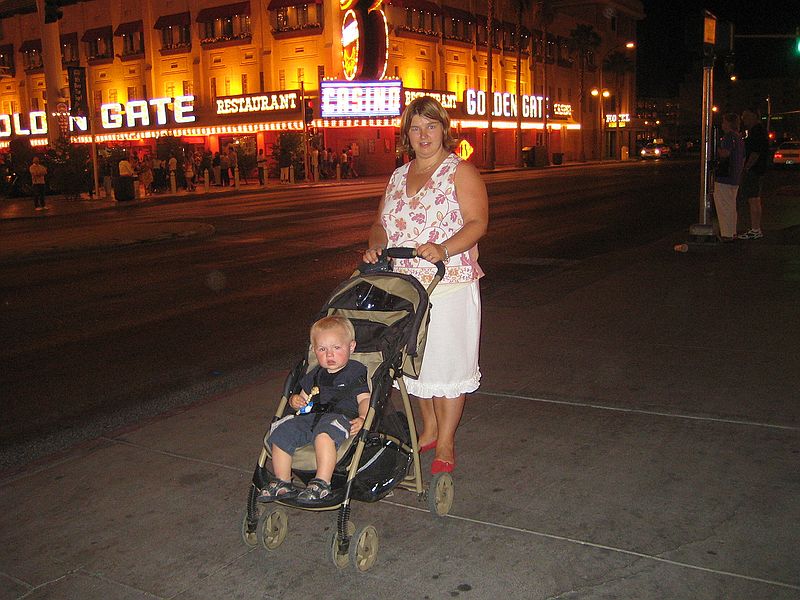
[654,148,661,155]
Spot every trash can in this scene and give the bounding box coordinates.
[621,146,629,161]
[552,152,564,165]
[522,146,536,167]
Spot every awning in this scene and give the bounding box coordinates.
[442,6,474,21]
[387,0,440,12]
[267,0,321,9]
[81,26,113,42]
[19,39,41,53]
[60,32,78,46]
[196,1,250,23]
[114,20,143,36]
[153,12,191,29]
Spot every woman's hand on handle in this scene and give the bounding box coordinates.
[416,242,449,264]
[362,246,383,264]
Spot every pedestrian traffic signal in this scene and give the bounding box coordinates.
[43,0,63,23]
[304,99,314,124]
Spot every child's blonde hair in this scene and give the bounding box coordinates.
[310,315,355,345]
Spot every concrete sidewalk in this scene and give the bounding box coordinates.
[1,184,799,599]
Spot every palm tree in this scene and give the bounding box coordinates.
[486,0,495,170]
[604,50,635,158]
[512,0,534,167]
[568,24,601,162]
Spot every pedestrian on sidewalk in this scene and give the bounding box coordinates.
[738,109,769,240]
[219,151,230,187]
[362,96,488,475]
[117,156,135,201]
[29,156,48,211]
[257,148,267,185]
[713,113,745,242]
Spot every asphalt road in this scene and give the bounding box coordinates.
[1,160,701,467]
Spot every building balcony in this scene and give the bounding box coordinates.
[271,23,323,40]
[394,26,439,42]
[120,51,145,62]
[200,33,252,49]
[87,54,114,66]
[159,42,192,56]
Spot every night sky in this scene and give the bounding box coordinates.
[637,1,800,97]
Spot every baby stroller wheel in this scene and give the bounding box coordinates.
[240,508,259,548]
[427,472,454,517]
[350,525,379,572]
[258,507,289,551]
[328,521,355,569]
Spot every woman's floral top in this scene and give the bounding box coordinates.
[381,153,484,285]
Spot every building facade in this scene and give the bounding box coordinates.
[0,0,643,173]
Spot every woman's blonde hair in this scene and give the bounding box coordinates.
[310,315,355,345]
[398,96,456,157]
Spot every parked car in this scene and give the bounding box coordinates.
[639,143,671,159]
[772,141,800,167]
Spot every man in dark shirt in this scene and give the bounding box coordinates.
[738,109,769,239]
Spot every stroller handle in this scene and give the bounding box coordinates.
[385,248,445,278]
[356,247,445,295]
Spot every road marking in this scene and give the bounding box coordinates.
[383,501,800,591]
[478,391,800,432]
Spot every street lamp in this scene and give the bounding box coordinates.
[596,41,635,159]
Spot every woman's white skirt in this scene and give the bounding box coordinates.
[404,279,481,399]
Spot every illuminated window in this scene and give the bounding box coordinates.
[183,80,192,95]
[210,77,217,99]
[297,67,304,83]
[109,88,117,103]
[272,3,322,34]
[279,69,285,90]
[61,35,79,64]
[127,86,137,101]
[23,49,43,70]
[241,73,248,94]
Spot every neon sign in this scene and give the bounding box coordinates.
[553,103,573,118]
[403,89,458,110]
[464,89,546,120]
[101,96,195,129]
[321,79,401,118]
[216,92,299,115]
[340,0,388,81]
[0,96,196,137]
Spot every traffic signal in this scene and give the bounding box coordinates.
[304,99,314,124]
[795,27,800,55]
[43,0,63,23]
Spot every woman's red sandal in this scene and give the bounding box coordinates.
[431,459,454,474]
[419,440,437,454]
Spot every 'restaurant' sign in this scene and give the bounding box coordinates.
[403,89,458,110]
[215,91,299,116]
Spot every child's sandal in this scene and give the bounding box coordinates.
[256,479,298,502]
[296,478,332,504]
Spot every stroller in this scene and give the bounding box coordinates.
[241,248,454,572]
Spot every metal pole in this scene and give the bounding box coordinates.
[699,63,713,225]
[598,65,604,160]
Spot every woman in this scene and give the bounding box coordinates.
[138,155,153,197]
[713,112,745,241]
[362,96,488,474]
